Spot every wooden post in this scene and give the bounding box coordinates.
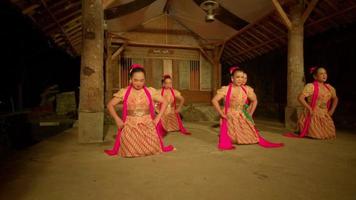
[211,44,224,96]
[105,32,113,106]
[285,2,305,130]
[79,0,104,143]
[273,0,319,129]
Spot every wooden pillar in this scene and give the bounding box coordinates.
[105,32,113,105]
[272,0,319,129]
[79,0,104,143]
[212,44,224,95]
[285,3,305,129]
[211,61,219,94]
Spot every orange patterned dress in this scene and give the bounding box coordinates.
[113,87,162,157]
[298,83,337,139]
[217,85,259,144]
[161,89,181,132]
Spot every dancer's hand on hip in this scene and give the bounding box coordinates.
[220,113,227,119]
[116,119,124,129]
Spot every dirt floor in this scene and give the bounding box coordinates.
[1,119,356,200]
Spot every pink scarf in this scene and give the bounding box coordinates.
[284,81,331,138]
[218,84,284,150]
[104,85,174,156]
[160,88,190,135]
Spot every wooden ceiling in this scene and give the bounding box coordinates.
[9,0,356,62]
[10,0,82,56]
[222,0,356,65]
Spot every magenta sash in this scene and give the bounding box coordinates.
[218,83,235,150]
[161,88,191,135]
[284,81,331,138]
[218,84,283,150]
[240,86,284,148]
[104,85,174,156]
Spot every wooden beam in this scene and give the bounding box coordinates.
[323,0,338,12]
[237,36,265,55]
[63,16,82,28]
[229,44,245,57]
[199,48,215,65]
[22,4,40,15]
[237,36,254,48]
[67,29,82,38]
[225,35,286,59]
[251,27,271,40]
[69,34,82,43]
[40,0,77,55]
[232,39,249,50]
[258,23,287,46]
[52,2,81,17]
[65,22,81,32]
[228,42,255,58]
[227,57,242,65]
[44,10,81,31]
[66,27,82,37]
[239,37,261,57]
[222,48,235,60]
[48,0,78,10]
[68,30,82,38]
[223,47,238,60]
[229,41,244,50]
[111,40,214,50]
[271,0,292,30]
[265,20,287,34]
[217,43,225,61]
[169,15,208,43]
[71,36,82,44]
[258,22,278,36]
[105,0,157,20]
[103,0,118,9]
[306,4,356,27]
[245,31,274,50]
[111,44,126,61]
[226,10,274,42]
[72,40,81,47]
[301,0,320,24]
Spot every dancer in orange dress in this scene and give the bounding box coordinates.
[212,67,283,150]
[285,66,338,139]
[104,64,174,157]
[159,75,191,135]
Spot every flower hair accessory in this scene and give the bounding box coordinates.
[309,66,317,74]
[129,64,143,73]
[229,66,240,75]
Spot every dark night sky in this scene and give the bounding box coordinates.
[0,1,80,112]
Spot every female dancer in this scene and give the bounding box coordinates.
[159,75,191,135]
[285,66,338,139]
[212,67,283,150]
[104,64,174,157]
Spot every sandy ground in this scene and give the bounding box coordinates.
[1,120,356,200]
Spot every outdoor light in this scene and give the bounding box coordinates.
[200,0,219,22]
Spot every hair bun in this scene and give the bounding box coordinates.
[162,74,171,79]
